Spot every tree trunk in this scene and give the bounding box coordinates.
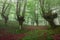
[19,21,23,30]
[19,23,22,30]
[35,20,38,26]
[43,13,58,29]
[48,20,56,29]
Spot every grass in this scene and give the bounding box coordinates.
[22,28,60,40]
[22,30,53,40]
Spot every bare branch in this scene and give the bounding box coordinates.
[1,0,6,14]
[6,3,11,16]
[16,0,19,16]
[22,0,27,17]
[39,0,45,14]
[16,0,21,17]
[4,3,10,13]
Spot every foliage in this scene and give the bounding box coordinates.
[0,0,60,25]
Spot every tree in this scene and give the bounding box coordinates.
[39,0,58,29]
[16,0,27,30]
[33,7,38,26]
[34,1,39,26]
[28,0,39,26]
[1,0,11,26]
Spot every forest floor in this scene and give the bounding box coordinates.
[0,21,60,40]
[0,26,60,40]
[0,26,48,40]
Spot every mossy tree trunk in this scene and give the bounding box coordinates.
[39,0,58,29]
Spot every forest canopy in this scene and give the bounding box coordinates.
[0,0,60,25]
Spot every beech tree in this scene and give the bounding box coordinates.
[39,0,58,29]
[1,0,11,25]
[16,0,27,30]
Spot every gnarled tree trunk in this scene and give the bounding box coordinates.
[43,12,57,29]
[16,0,27,30]
[39,0,58,29]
